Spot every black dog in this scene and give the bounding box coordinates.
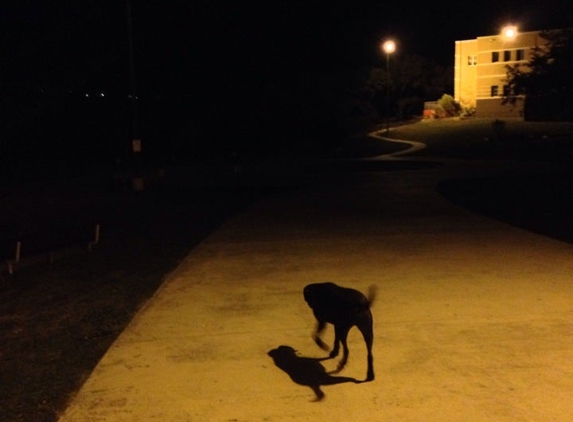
[303,282,376,381]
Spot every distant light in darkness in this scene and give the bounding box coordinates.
[382,40,396,54]
[502,25,518,39]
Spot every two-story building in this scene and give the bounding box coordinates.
[454,28,546,118]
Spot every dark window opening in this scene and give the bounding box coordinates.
[516,49,525,60]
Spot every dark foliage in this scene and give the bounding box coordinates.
[504,28,573,121]
[361,54,453,120]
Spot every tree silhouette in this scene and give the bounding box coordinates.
[504,29,573,121]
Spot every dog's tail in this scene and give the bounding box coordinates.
[366,284,377,307]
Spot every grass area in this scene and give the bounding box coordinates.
[388,117,573,244]
[389,117,573,160]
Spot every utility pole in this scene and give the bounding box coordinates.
[381,40,396,134]
[126,0,144,191]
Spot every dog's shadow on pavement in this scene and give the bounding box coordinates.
[267,345,363,401]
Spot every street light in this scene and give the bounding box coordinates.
[502,25,518,40]
[382,40,396,133]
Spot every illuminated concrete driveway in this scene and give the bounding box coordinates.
[58,155,573,421]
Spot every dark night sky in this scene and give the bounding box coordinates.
[2,0,572,97]
[0,0,571,170]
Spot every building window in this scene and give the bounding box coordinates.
[503,85,511,96]
[467,55,477,66]
[491,86,499,97]
[516,49,525,60]
[504,50,511,61]
[492,51,499,62]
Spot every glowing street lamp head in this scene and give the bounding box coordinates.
[502,25,518,39]
[382,40,396,55]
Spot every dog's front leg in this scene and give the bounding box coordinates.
[330,325,350,372]
[312,320,330,351]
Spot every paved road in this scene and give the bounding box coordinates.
[58,152,573,421]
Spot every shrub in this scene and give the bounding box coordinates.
[437,94,462,117]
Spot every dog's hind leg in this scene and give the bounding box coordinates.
[357,315,375,381]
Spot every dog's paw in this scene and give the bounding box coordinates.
[315,338,330,351]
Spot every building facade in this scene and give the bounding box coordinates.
[454,29,545,118]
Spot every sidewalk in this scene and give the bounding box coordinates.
[58,158,573,422]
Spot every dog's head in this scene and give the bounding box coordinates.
[303,283,319,306]
[303,282,336,308]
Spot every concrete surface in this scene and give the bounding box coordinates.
[57,153,573,421]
